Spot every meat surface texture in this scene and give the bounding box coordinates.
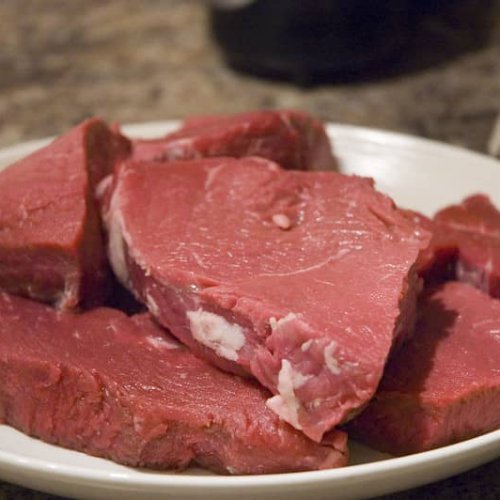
[416,195,500,297]
[347,281,500,455]
[131,109,336,171]
[0,293,347,474]
[0,118,130,309]
[103,157,428,442]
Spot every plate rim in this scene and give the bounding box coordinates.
[0,425,499,489]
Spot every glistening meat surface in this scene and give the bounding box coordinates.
[103,157,428,441]
[0,293,347,474]
[347,281,500,454]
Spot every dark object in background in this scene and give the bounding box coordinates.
[211,0,411,84]
[210,0,497,85]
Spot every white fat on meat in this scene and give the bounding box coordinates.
[146,293,160,317]
[57,278,79,310]
[165,138,201,160]
[204,163,225,190]
[269,312,298,331]
[272,213,292,230]
[490,329,500,341]
[106,188,131,286]
[266,359,312,430]
[145,335,180,350]
[324,340,342,375]
[301,339,314,352]
[187,309,245,361]
[94,175,112,200]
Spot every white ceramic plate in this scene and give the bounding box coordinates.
[0,122,499,500]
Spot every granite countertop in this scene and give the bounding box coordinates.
[0,1,499,498]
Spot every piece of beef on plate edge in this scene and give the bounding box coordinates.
[0,118,130,310]
[101,155,429,442]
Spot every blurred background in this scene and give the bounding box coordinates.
[0,1,500,498]
[0,0,499,154]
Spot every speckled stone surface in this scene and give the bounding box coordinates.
[0,1,499,498]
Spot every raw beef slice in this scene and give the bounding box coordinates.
[414,195,500,297]
[347,281,500,455]
[103,157,428,442]
[0,118,130,309]
[131,109,336,170]
[0,293,347,474]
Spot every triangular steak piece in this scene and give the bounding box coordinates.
[102,157,428,442]
[0,293,347,474]
[131,109,336,170]
[0,118,130,309]
[347,281,500,454]
[406,195,500,297]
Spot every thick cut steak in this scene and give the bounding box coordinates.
[103,157,428,441]
[347,281,500,454]
[413,195,500,297]
[0,118,130,309]
[0,293,347,474]
[132,109,336,170]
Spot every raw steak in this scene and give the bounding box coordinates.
[0,293,347,474]
[0,118,130,309]
[347,281,500,455]
[131,109,336,170]
[103,157,428,442]
[413,195,500,297]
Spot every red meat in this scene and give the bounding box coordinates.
[102,157,428,442]
[0,118,130,309]
[0,293,347,474]
[415,195,500,297]
[132,109,336,170]
[347,281,500,455]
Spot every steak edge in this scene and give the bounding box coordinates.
[103,157,428,441]
[0,293,347,474]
